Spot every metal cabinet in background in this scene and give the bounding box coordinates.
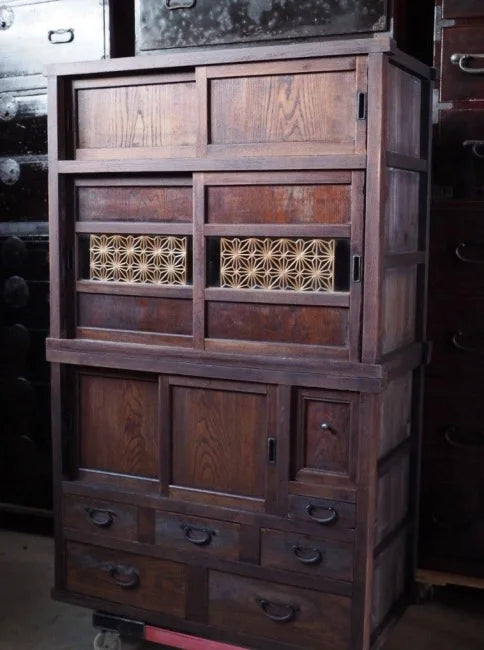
[0,0,134,524]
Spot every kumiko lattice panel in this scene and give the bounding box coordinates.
[89,234,188,285]
[219,237,336,292]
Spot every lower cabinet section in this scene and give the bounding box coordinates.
[65,542,187,616]
[209,571,351,650]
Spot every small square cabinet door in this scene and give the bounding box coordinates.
[169,380,270,509]
[79,373,159,482]
[294,389,358,487]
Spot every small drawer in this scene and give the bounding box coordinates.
[288,495,356,538]
[441,26,484,102]
[260,529,353,582]
[155,511,239,562]
[63,495,138,541]
[293,389,358,486]
[443,0,484,19]
[209,571,351,650]
[65,542,186,616]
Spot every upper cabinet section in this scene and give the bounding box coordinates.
[70,57,367,162]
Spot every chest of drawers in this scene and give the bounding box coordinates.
[46,38,431,649]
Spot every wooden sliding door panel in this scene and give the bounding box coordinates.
[384,169,420,254]
[79,373,159,479]
[381,266,417,355]
[386,64,422,158]
[170,383,268,501]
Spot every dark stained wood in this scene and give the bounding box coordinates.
[170,381,268,501]
[260,528,354,582]
[441,26,484,102]
[79,373,159,479]
[63,495,138,542]
[65,541,186,615]
[375,454,411,546]
[288,495,356,537]
[442,0,484,18]
[386,62,422,158]
[208,571,351,650]
[77,294,193,336]
[382,267,417,355]
[206,303,348,347]
[77,184,193,223]
[385,169,420,254]
[379,373,413,458]
[372,532,408,631]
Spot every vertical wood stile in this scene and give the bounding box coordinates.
[192,173,206,348]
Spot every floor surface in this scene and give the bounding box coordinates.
[0,530,483,650]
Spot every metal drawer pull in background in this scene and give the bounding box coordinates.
[256,598,299,623]
[181,523,216,546]
[165,0,196,9]
[48,28,74,44]
[451,330,484,354]
[444,425,484,449]
[107,564,140,589]
[84,507,116,528]
[455,242,484,264]
[463,140,484,159]
[451,53,484,74]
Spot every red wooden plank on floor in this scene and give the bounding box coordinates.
[144,626,249,650]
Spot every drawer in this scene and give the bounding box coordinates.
[288,495,356,538]
[434,109,484,200]
[63,495,138,542]
[0,156,47,221]
[428,205,484,295]
[65,542,186,616]
[136,0,387,52]
[260,529,353,582]
[0,0,107,78]
[0,87,47,156]
[443,0,484,18]
[441,26,484,102]
[209,571,351,650]
[155,511,239,562]
[292,389,358,487]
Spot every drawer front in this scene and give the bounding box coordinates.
[441,26,484,102]
[155,511,239,562]
[260,529,353,582]
[63,495,138,542]
[0,0,107,78]
[429,205,484,296]
[0,156,47,221]
[293,389,358,486]
[443,0,484,18]
[209,571,351,650]
[288,495,356,538]
[136,0,387,52]
[65,542,186,615]
[435,109,484,200]
[0,88,46,156]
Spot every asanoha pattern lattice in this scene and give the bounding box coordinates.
[220,237,336,291]
[89,234,188,285]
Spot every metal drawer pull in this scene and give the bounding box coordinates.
[451,330,484,353]
[165,0,196,9]
[84,507,116,528]
[48,28,74,44]
[181,523,215,546]
[451,53,484,74]
[431,513,472,531]
[305,504,338,525]
[107,564,139,589]
[463,140,484,159]
[256,598,299,623]
[444,426,484,448]
[455,242,484,264]
[0,6,14,30]
[291,544,322,565]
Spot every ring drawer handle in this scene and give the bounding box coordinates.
[451,330,484,354]
[305,504,338,525]
[107,564,139,589]
[256,598,299,623]
[451,53,484,74]
[444,426,484,448]
[431,513,473,531]
[48,28,74,44]
[84,507,116,528]
[181,523,215,546]
[291,544,322,565]
[463,140,484,159]
[455,243,484,264]
[165,0,196,9]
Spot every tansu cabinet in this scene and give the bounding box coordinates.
[46,39,431,650]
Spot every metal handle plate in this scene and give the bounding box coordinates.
[256,598,299,623]
[291,544,322,565]
[451,330,484,354]
[107,564,139,589]
[455,242,484,264]
[451,53,484,75]
[181,523,215,546]
[165,0,196,8]
[85,507,116,528]
[305,504,338,525]
[48,28,74,44]
[463,140,484,159]
[444,425,484,448]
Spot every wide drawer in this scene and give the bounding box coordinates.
[443,0,484,18]
[65,542,186,616]
[260,529,353,582]
[441,26,484,102]
[208,571,351,650]
[155,511,239,562]
[63,495,138,542]
[288,495,356,539]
